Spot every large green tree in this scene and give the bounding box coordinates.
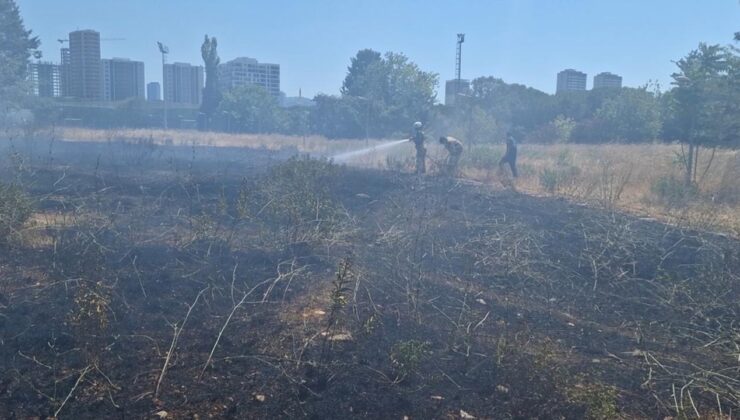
[471,76,554,131]
[334,50,438,137]
[591,87,662,142]
[217,85,281,133]
[667,43,739,185]
[310,94,364,139]
[340,49,383,97]
[200,35,222,130]
[0,0,40,119]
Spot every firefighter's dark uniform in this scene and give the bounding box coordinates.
[499,135,518,177]
[411,129,426,174]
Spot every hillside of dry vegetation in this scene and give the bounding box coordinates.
[0,137,738,418]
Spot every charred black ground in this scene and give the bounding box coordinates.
[0,139,738,419]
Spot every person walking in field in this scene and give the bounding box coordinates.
[499,132,518,178]
[439,136,463,176]
[408,121,427,174]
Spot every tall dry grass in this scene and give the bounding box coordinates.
[55,128,740,236]
[461,143,740,236]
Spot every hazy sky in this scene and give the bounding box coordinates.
[17,0,740,98]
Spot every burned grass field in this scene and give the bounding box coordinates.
[0,139,738,419]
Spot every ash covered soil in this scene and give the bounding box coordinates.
[0,139,738,419]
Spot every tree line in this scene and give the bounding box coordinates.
[2,0,739,156]
[196,40,739,154]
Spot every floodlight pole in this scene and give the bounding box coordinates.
[456,34,465,98]
[158,42,169,130]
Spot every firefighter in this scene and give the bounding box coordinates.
[499,132,518,178]
[408,121,426,174]
[439,136,463,176]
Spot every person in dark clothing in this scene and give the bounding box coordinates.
[409,121,426,174]
[499,132,518,178]
[439,136,463,176]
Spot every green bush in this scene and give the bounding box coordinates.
[555,149,574,166]
[0,182,33,245]
[568,383,619,420]
[257,156,341,243]
[539,168,559,193]
[539,164,581,194]
[467,147,503,169]
[390,339,430,380]
[651,175,698,205]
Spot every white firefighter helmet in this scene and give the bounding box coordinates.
[413,121,423,129]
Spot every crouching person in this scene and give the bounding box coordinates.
[439,136,463,176]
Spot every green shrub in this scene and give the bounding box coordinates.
[539,165,581,194]
[0,182,33,245]
[555,149,574,166]
[651,175,697,206]
[467,147,503,170]
[568,383,619,420]
[390,339,430,380]
[539,168,559,193]
[258,156,341,243]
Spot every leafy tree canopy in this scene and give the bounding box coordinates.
[0,0,40,111]
[335,49,438,137]
[200,35,222,127]
[217,85,280,133]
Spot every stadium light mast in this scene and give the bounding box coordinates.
[456,34,465,97]
[157,42,170,130]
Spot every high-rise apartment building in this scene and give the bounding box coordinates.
[163,63,204,105]
[60,48,71,97]
[556,69,587,93]
[101,58,145,101]
[593,72,623,89]
[219,57,280,97]
[68,30,102,100]
[28,62,61,97]
[147,82,161,102]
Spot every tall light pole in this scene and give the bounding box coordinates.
[456,34,465,99]
[157,42,169,130]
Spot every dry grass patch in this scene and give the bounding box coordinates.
[52,128,740,236]
[461,143,740,236]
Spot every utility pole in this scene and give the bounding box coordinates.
[157,42,169,130]
[456,34,465,99]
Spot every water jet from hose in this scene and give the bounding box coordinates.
[330,139,408,162]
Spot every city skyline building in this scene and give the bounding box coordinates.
[593,72,623,89]
[59,47,71,97]
[219,57,281,96]
[556,68,587,93]
[68,29,102,100]
[28,62,61,97]
[147,82,161,101]
[163,62,204,105]
[101,58,145,101]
